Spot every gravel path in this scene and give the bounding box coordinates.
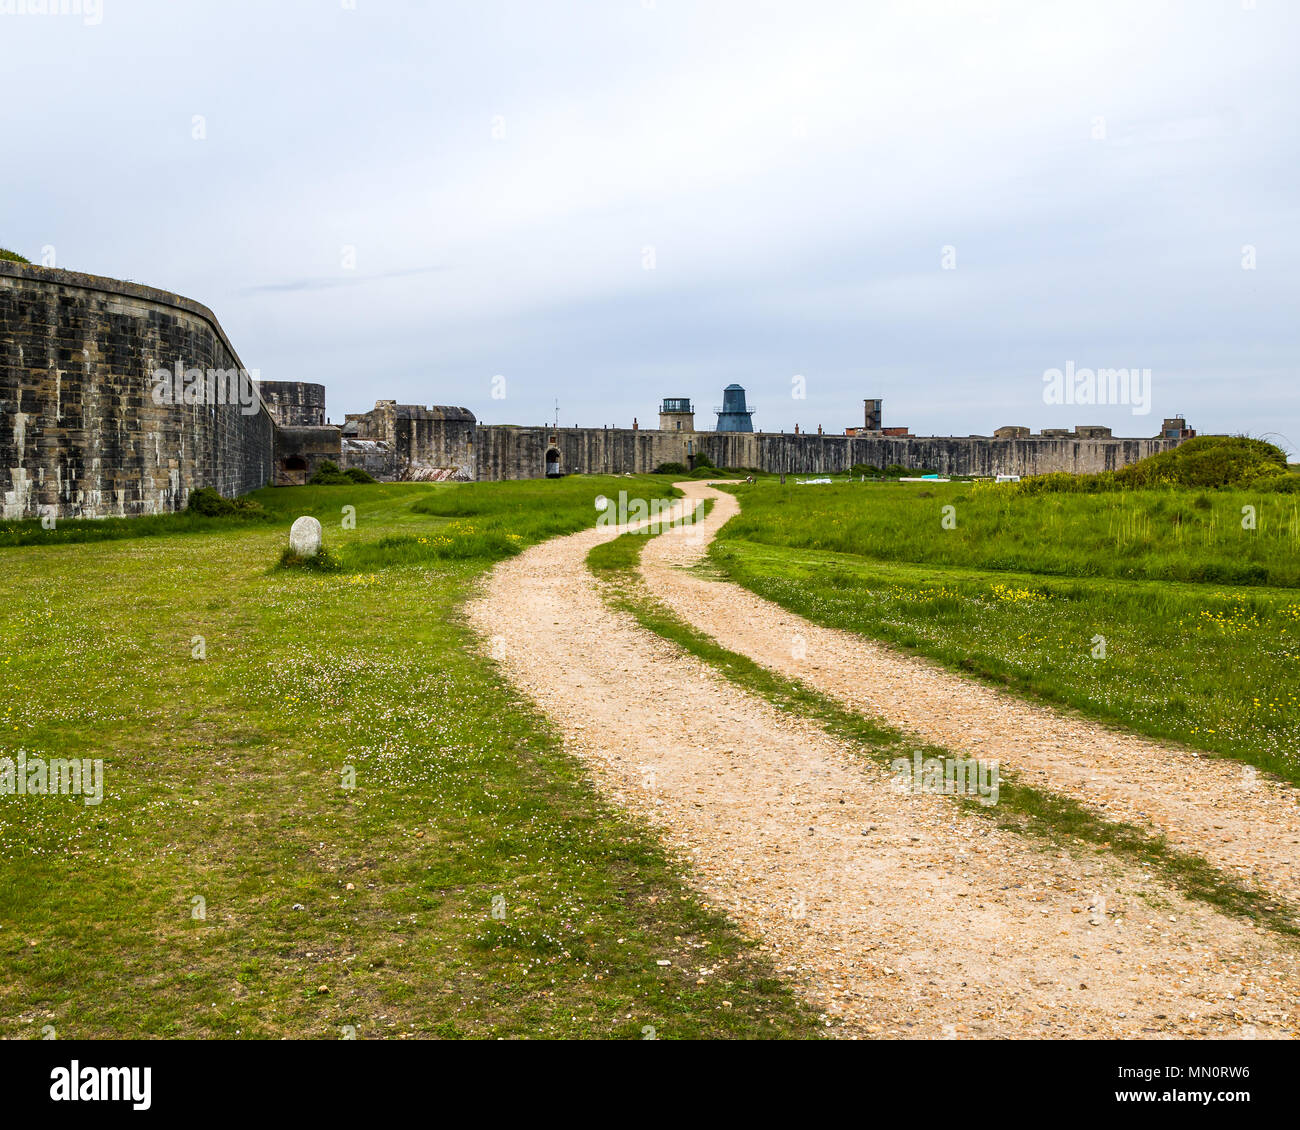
[643,482,1300,914]
[465,492,1300,1038]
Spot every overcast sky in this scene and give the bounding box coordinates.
[3,0,1296,449]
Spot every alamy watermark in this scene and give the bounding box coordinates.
[595,491,703,535]
[1042,361,1151,416]
[891,751,999,806]
[0,749,103,805]
[151,358,261,416]
[49,1061,150,1110]
[0,0,102,25]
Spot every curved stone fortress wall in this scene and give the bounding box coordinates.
[0,263,273,519]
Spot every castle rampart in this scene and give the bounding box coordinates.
[0,262,273,519]
[686,430,1176,477]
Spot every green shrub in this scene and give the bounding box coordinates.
[307,460,375,485]
[692,452,716,470]
[849,463,880,477]
[0,248,31,264]
[884,464,909,477]
[654,461,688,475]
[1013,437,1288,495]
[1252,472,1300,493]
[186,487,263,516]
[307,460,344,484]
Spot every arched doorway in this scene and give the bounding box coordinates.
[545,448,562,478]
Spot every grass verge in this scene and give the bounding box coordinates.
[708,540,1300,786]
[716,479,1300,587]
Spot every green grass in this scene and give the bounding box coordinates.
[587,531,1300,941]
[0,248,31,264]
[0,477,686,559]
[0,477,816,1039]
[713,543,1300,783]
[0,505,279,547]
[717,479,1300,587]
[711,482,1300,785]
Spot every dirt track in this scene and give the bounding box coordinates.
[465,487,1300,1038]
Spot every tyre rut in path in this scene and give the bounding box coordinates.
[466,498,1300,1038]
[644,482,1300,914]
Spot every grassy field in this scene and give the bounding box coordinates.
[719,479,1300,586]
[712,480,1300,786]
[0,477,816,1039]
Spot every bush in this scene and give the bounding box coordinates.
[0,248,31,264]
[307,460,346,484]
[1012,436,1288,495]
[306,460,376,485]
[654,461,688,475]
[849,463,880,477]
[1252,472,1300,493]
[692,452,716,470]
[884,464,909,477]
[1118,436,1285,489]
[186,487,263,516]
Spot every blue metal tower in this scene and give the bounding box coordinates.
[714,384,755,433]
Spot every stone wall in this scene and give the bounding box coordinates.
[340,437,397,481]
[474,425,698,480]
[693,431,1176,477]
[345,400,475,479]
[257,380,326,427]
[0,262,274,519]
[273,425,342,486]
[470,425,1179,480]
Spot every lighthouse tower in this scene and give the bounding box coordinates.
[715,384,755,433]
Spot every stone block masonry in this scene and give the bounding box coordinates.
[257,380,326,428]
[474,424,698,480]
[343,400,475,480]
[692,430,1177,477]
[0,262,273,519]
[470,424,1180,480]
